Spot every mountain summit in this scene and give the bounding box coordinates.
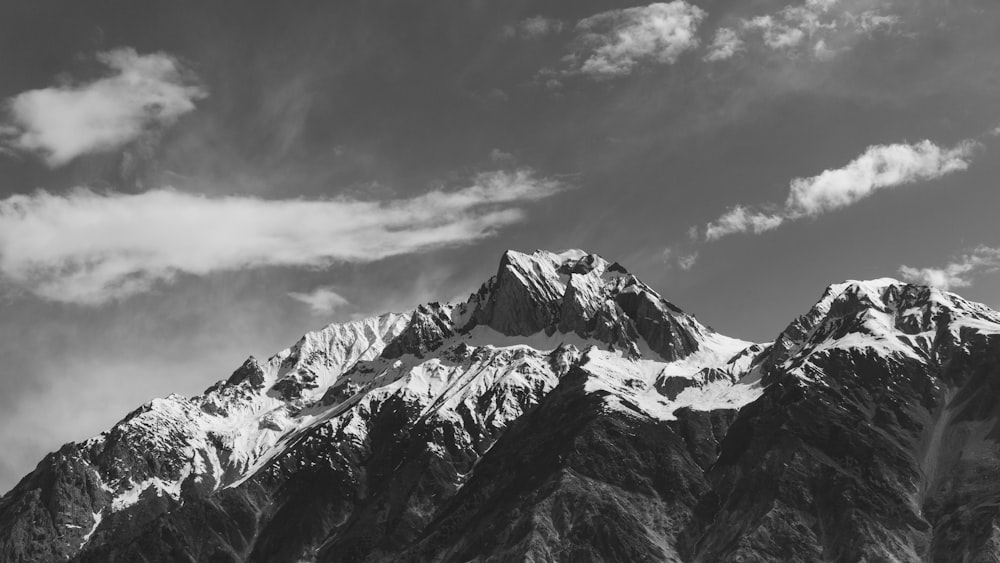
[2,250,1000,562]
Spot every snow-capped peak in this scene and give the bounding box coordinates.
[52,249,765,534]
[768,277,1000,383]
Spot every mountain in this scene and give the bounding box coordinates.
[1,250,1000,562]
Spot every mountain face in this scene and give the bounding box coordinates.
[2,251,1000,562]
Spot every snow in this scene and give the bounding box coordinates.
[80,512,101,549]
[72,254,1000,528]
[90,249,761,508]
[460,325,595,351]
[954,317,1000,335]
[580,330,762,421]
[773,277,1000,389]
[653,331,754,379]
[111,473,186,511]
[810,308,926,361]
[88,311,414,504]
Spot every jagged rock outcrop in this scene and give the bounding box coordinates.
[684,279,1000,562]
[3,253,1000,562]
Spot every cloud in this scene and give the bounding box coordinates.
[705,205,784,240]
[662,245,700,271]
[744,15,809,50]
[1,48,206,166]
[567,2,706,77]
[706,0,901,62]
[678,252,699,270]
[705,28,745,61]
[490,148,514,162]
[850,10,901,33]
[288,286,351,314]
[0,169,565,305]
[899,247,1000,290]
[705,139,978,240]
[785,140,977,215]
[504,16,565,39]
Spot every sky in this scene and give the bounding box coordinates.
[0,0,998,492]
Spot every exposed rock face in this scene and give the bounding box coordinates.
[471,250,715,360]
[684,279,1000,562]
[3,254,1000,562]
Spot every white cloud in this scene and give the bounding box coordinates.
[744,15,808,50]
[785,140,977,216]
[705,28,745,61]
[705,139,978,240]
[0,169,564,305]
[899,247,1000,291]
[505,16,565,39]
[569,2,706,77]
[705,205,784,241]
[288,286,350,314]
[1,48,205,166]
[709,0,900,62]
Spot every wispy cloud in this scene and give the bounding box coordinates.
[565,2,706,78]
[705,205,784,240]
[704,139,979,240]
[1,48,206,167]
[705,0,900,62]
[489,148,514,163]
[899,247,1000,290]
[0,169,564,305]
[288,286,350,314]
[504,16,565,39]
[677,252,699,270]
[662,245,700,271]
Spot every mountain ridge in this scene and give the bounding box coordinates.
[2,249,1000,562]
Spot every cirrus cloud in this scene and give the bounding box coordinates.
[1,48,206,166]
[504,16,565,39]
[0,169,565,305]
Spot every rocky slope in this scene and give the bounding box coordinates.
[1,251,999,562]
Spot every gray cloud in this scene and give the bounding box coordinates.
[678,251,699,270]
[705,139,979,240]
[0,169,564,305]
[1,48,206,166]
[899,247,1000,290]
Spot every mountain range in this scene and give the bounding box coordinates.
[2,249,1000,562]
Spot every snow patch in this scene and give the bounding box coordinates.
[581,336,763,422]
[79,511,101,549]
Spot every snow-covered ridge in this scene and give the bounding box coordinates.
[73,249,769,522]
[769,278,1000,384]
[20,250,1000,562]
